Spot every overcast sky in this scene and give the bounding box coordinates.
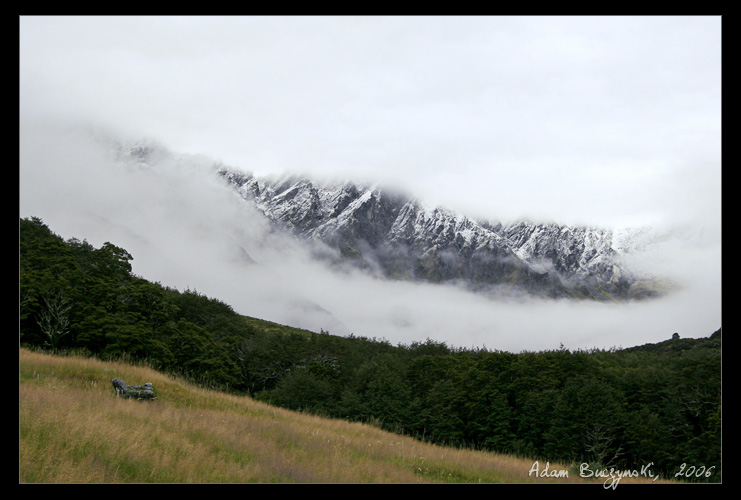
[19,16,722,351]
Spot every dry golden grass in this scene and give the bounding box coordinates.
[19,348,672,485]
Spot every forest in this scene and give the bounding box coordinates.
[19,216,722,482]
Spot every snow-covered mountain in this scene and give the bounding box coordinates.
[217,168,670,301]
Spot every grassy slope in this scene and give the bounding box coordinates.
[19,348,669,485]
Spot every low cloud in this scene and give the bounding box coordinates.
[19,118,721,353]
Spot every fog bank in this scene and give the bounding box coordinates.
[19,119,721,352]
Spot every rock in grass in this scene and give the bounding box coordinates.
[111,378,157,400]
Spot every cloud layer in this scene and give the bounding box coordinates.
[20,16,722,351]
[19,118,721,352]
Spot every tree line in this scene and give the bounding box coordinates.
[19,216,721,481]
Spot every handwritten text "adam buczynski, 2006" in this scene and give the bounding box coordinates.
[528,461,661,489]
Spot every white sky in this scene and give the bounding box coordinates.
[20,15,721,227]
[19,16,722,351]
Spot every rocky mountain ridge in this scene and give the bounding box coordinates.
[217,168,667,301]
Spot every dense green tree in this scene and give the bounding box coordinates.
[511,388,560,459]
[20,217,77,347]
[270,368,337,414]
[544,375,628,466]
[74,305,120,353]
[461,368,513,450]
[340,353,412,429]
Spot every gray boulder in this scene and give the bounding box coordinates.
[111,378,157,400]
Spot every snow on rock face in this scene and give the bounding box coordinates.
[502,222,619,279]
[217,168,663,301]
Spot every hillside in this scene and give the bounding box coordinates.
[20,347,674,485]
[19,216,722,482]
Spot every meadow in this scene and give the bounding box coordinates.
[19,347,672,485]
